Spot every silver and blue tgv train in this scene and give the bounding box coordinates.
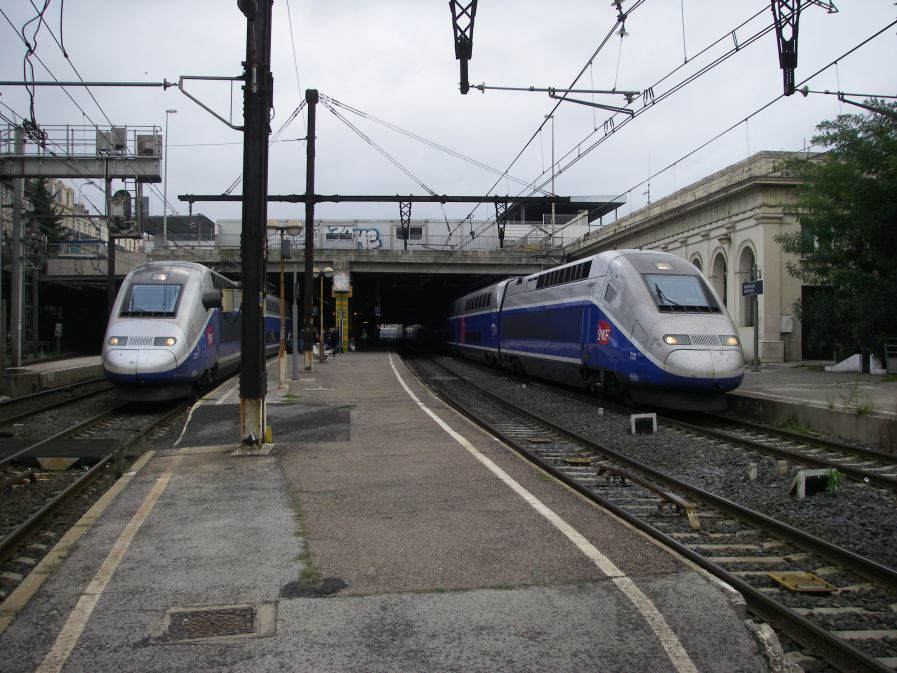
[446,249,744,411]
[102,261,283,400]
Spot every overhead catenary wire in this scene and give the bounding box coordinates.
[322,95,546,194]
[446,3,881,271]
[449,0,647,242]
[320,95,437,197]
[459,3,788,246]
[577,18,897,229]
[221,98,308,196]
[451,2,766,250]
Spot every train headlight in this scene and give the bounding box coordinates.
[663,334,692,345]
[720,335,740,347]
[154,337,177,347]
[107,336,128,346]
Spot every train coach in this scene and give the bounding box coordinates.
[447,249,744,411]
[102,261,283,400]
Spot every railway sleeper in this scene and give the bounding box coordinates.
[595,461,700,529]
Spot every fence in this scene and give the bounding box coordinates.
[1,123,162,159]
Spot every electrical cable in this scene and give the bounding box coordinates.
[577,16,897,227]
[460,4,779,246]
[448,1,646,241]
[322,95,543,193]
[222,99,307,196]
[320,96,437,196]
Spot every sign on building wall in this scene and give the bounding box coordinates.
[742,280,764,296]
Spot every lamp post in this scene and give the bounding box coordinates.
[163,108,177,245]
[313,266,333,362]
[270,224,303,388]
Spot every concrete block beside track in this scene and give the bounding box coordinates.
[1,357,103,398]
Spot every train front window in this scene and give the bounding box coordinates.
[644,274,719,313]
[120,283,183,317]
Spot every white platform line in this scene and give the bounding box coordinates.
[388,352,699,673]
[34,453,185,673]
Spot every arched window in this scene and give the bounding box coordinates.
[690,255,703,272]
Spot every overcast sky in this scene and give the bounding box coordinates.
[1,1,895,228]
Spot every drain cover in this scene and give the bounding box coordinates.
[169,607,255,639]
[155,602,276,643]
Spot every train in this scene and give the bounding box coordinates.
[446,249,744,411]
[102,261,284,401]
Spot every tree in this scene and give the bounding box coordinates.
[775,100,897,362]
[24,178,69,244]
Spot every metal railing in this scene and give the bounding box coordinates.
[1,123,162,159]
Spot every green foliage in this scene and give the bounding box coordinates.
[825,468,842,494]
[24,178,68,243]
[775,101,897,360]
[777,416,814,436]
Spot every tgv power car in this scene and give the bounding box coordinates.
[447,249,744,410]
[102,261,283,400]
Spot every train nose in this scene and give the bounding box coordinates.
[664,348,745,382]
[103,349,177,379]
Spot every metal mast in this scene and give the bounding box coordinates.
[238,0,274,450]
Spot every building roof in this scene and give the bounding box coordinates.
[504,195,626,224]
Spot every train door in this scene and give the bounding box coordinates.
[582,276,604,369]
[580,297,593,367]
[629,321,647,378]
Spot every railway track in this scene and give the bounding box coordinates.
[0,400,189,605]
[406,354,897,673]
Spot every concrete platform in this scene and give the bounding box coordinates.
[1,356,103,398]
[728,362,897,450]
[0,352,783,673]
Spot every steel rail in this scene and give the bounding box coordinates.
[0,382,114,427]
[0,378,108,409]
[700,413,897,464]
[0,403,129,469]
[0,401,188,561]
[662,416,897,491]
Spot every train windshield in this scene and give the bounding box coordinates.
[644,274,720,313]
[119,283,183,317]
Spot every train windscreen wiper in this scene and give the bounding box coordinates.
[655,284,682,307]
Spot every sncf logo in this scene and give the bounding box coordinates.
[596,320,611,345]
